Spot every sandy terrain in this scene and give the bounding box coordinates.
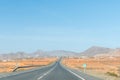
[0,57,57,73]
[62,57,120,80]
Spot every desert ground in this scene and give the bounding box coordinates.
[62,57,120,80]
[0,57,57,73]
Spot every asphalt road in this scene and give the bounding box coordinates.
[0,61,102,80]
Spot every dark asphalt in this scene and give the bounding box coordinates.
[0,61,103,80]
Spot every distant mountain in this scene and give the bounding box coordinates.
[33,50,78,57]
[0,50,78,60]
[79,46,113,57]
[0,52,30,60]
[95,48,120,57]
[0,46,120,60]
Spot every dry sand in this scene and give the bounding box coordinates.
[62,57,120,80]
[0,57,57,72]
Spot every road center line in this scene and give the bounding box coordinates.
[37,64,57,80]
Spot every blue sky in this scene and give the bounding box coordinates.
[0,0,120,53]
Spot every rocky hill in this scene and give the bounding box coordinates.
[79,46,112,57]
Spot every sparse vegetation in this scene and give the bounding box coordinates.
[106,72,118,77]
[62,57,120,80]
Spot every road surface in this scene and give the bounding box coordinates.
[0,61,102,80]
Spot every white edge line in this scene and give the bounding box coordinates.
[65,68,86,80]
[59,60,85,80]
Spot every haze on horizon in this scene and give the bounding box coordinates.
[0,0,120,53]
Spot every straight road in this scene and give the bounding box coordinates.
[0,61,102,80]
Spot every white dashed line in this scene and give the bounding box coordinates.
[37,64,57,80]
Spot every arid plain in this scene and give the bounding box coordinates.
[62,57,120,80]
[0,58,57,72]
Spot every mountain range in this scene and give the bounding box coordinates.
[0,46,120,60]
